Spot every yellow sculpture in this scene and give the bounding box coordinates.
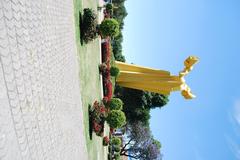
[115,56,199,99]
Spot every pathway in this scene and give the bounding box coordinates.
[0,0,88,159]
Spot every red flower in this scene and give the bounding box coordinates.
[101,39,113,99]
[103,136,109,141]
[103,136,110,146]
[93,121,102,133]
[100,106,105,113]
[110,128,115,134]
[103,96,109,103]
[102,40,111,63]
[106,81,112,99]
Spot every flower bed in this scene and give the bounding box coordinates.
[96,4,127,152]
[90,100,109,136]
[101,39,110,64]
[101,38,113,102]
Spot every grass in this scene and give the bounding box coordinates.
[73,0,109,159]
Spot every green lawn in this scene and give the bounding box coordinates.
[73,0,109,159]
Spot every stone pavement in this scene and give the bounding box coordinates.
[0,0,88,159]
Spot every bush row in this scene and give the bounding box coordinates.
[80,8,120,43]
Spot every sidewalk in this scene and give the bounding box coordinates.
[0,0,87,159]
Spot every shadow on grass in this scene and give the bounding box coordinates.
[79,12,84,45]
[88,104,93,140]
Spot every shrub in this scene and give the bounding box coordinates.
[114,146,121,152]
[107,98,123,110]
[100,19,120,38]
[107,110,126,128]
[106,3,113,15]
[114,153,120,160]
[110,66,120,77]
[92,120,104,137]
[108,153,112,160]
[91,101,108,121]
[111,137,121,146]
[91,100,109,137]
[82,8,98,42]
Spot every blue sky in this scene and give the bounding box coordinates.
[122,0,240,159]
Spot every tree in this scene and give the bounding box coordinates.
[114,32,123,43]
[111,0,127,61]
[112,40,122,56]
[113,5,128,30]
[112,0,126,4]
[120,122,161,160]
[152,139,162,149]
[144,92,169,109]
[100,18,120,38]
[115,54,126,62]
[116,88,169,110]
[115,87,169,125]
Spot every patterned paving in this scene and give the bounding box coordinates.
[0,0,87,159]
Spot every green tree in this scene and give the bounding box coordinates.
[100,18,120,38]
[152,138,162,150]
[107,110,126,128]
[150,93,169,109]
[114,32,123,43]
[115,54,126,62]
[110,0,127,61]
[115,87,169,125]
[112,0,126,4]
[113,5,128,29]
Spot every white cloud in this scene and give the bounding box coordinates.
[234,100,240,125]
[227,99,240,160]
[226,135,240,160]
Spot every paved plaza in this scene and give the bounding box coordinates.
[0,0,88,159]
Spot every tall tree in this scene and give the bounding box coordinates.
[112,0,126,4]
[115,87,169,125]
[120,122,161,160]
[111,0,127,61]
